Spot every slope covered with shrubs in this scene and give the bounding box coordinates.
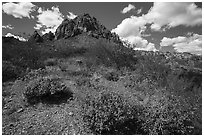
[2,31,202,135]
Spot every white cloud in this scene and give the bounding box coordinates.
[41,27,59,35]
[121,4,136,14]
[2,2,36,19]
[112,16,146,38]
[112,14,156,51]
[113,2,202,38]
[160,34,202,55]
[112,2,201,51]
[137,8,142,14]
[160,36,187,47]
[2,24,14,29]
[5,33,27,41]
[122,36,158,52]
[67,12,77,19]
[37,6,64,28]
[35,6,64,34]
[145,2,202,31]
[34,24,42,30]
[150,24,161,31]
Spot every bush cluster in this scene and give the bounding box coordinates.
[79,66,201,135]
[141,89,195,135]
[24,75,72,104]
[22,68,47,81]
[82,91,144,135]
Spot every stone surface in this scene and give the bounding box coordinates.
[28,31,43,43]
[55,13,122,44]
[42,31,55,41]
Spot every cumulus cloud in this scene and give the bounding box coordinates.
[112,16,146,38]
[160,34,202,55]
[2,24,14,29]
[2,2,36,19]
[35,7,78,34]
[111,15,156,52]
[33,24,42,30]
[123,36,158,51]
[137,8,142,14]
[113,2,202,36]
[121,4,136,14]
[35,6,64,34]
[5,33,27,41]
[145,2,202,31]
[67,12,77,19]
[160,36,187,47]
[112,2,201,51]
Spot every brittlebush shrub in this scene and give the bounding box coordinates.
[141,88,195,135]
[82,90,144,135]
[24,75,72,104]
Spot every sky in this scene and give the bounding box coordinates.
[2,2,202,55]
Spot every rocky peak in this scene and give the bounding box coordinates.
[55,13,122,44]
[28,30,43,43]
[42,31,55,41]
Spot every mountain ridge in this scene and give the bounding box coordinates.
[27,13,122,45]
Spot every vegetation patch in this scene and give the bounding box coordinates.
[24,75,73,104]
[81,89,145,135]
[44,58,58,66]
[2,61,20,82]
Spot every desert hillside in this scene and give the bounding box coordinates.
[2,13,202,135]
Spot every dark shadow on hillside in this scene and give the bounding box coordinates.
[27,89,73,105]
[98,118,147,135]
[179,70,202,87]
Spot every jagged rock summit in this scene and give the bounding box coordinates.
[28,30,43,43]
[55,13,121,44]
[28,13,122,44]
[42,31,55,41]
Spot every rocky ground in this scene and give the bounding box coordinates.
[2,13,202,135]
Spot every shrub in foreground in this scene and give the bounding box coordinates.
[24,75,72,104]
[141,88,197,135]
[82,90,144,135]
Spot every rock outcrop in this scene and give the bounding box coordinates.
[55,13,121,44]
[28,31,43,43]
[42,31,55,41]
